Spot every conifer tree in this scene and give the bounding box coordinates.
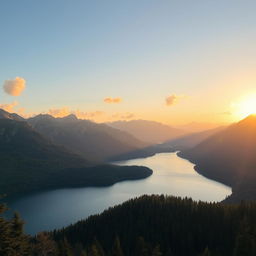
[152,245,162,256]
[88,239,105,256]
[199,247,211,256]
[135,237,149,256]
[233,218,256,256]
[58,238,74,256]
[112,236,124,256]
[33,232,57,256]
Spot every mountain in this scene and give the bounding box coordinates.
[0,109,25,121]
[164,126,225,151]
[177,122,223,133]
[107,120,186,144]
[28,114,147,162]
[0,117,152,197]
[180,115,256,202]
[52,195,256,256]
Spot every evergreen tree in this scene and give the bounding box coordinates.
[88,239,105,256]
[152,245,162,256]
[10,212,30,255]
[0,205,31,256]
[112,236,124,256]
[73,243,87,256]
[233,218,256,256]
[199,247,211,256]
[135,237,149,256]
[58,238,74,256]
[33,232,57,256]
[0,203,12,256]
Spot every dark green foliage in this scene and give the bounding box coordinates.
[2,195,256,256]
[52,195,256,256]
[198,247,211,256]
[233,218,256,256]
[32,232,57,256]
[135,237,150,256]
[112,236,124,256]
[88,239,105,256]
[0,204,30,255]
[152,245,162,256]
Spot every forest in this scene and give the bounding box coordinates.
[2,195,256,256]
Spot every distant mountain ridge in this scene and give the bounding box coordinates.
[180,114,256,202]
[0,109,25,121]
[108,120,186,144]
[0,109,152,197]
[177,122,223,133]
[164,126,225,151]
[28,114,147,162]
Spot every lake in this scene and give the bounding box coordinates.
[6,152,232,234]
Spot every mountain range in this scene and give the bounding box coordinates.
[107,120,186,144]
[28,114,147,162]
[180,115,256,202]
[164,126,225,151]
[2,107,256,203]
[0,109,152,197]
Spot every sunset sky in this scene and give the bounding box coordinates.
[1,0,256,125]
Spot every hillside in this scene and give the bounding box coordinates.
[180,115,256,202]
[28,115,147,162]
[164,126,225,150]
[108,120,185,144]
[0,116,152,197]
[52,195,256,256]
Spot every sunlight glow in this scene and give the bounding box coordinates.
[234,94,256,119]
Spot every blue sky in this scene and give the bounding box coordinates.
[1,0,256,124]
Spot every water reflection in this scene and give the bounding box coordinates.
[7,152,231,234]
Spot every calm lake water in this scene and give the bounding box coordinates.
[6,152,231,234]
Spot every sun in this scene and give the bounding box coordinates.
[234,95,256,119]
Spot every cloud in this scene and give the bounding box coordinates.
[0,102,18,112]
[46,107,135,122]
[74,110,104,119]
[111,112,135,120]
[3,77,26,96]
[47,107,105,120]
[165,94,185,106]
[104,97,122,104]
[165,94,179,106]
[0,101,35,118]
[47,108,70,118]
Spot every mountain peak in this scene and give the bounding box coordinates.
[31,114,55,121]
[0,108,24,121]
[62,114,78,121]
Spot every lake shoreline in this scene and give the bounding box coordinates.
[177,151,234,203]
[7,152,231,234]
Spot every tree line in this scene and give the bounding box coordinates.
[1,195,256,255]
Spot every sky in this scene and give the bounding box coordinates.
[1,0,256,125]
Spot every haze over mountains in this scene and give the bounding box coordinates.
[180,114,256,202]
[176,122,224,133]
[28,114,147,162]
[165,126,225,151]
[108,120,186,144]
